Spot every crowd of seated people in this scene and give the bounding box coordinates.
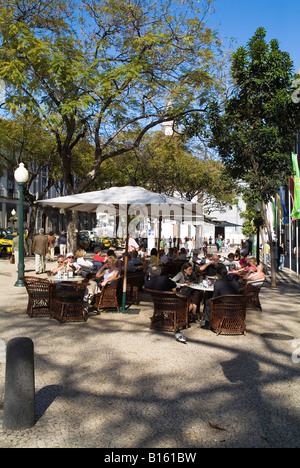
[144,246,267,325]
[48,239,267,320]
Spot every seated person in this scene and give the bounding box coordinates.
[172,262,200,321]
[234,249,241,261]
[131,250,142,266]
[74,249,93,274]
[167,248,177,262]
[198,254,227,277]
[172,262,197,285]
[149,248,162,265]
[178,248,187,261]
[239,255,248,267]
[50,255,65,277]
[195,252,212,267]
[243,262,267,287]
[138,247,147,258]
[119,253,136,273]
[202,266,240,329]
[239,257,257,274]
[93,249,105,266]
[146,264,176,291]
[159,249,169,264]
[65,252,78,274]
[84,256,120,303]
[223,253,240,271]
[106,248,116,258]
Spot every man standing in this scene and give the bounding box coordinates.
[33,228,48,274]
[47,231,56,261]
[57,231,67,256]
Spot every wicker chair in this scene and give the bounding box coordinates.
[243,281,265,310]
[145,289,190,332]
[126,271,144,304]
[209,294,247,335]
[50,282,88,323]
[20,276,51,318]
[93,276,123,313]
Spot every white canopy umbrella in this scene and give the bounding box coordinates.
[39,186,203,312]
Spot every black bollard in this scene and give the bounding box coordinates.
[3,337,35,430]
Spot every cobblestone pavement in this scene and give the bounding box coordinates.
[0,256,299,448]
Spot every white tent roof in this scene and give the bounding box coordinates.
[39,186,203,223]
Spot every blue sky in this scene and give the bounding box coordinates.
[207,0,300,72]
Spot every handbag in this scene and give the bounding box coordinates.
[9,254,15,264]
[180,285,194,295]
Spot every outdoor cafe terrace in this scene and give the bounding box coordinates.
[0,245,299,448]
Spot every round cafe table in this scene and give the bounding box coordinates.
[187,283,214,319]
[47,275,86,283]
[189,283,214,292]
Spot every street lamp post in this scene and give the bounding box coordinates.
[14,163,29,287]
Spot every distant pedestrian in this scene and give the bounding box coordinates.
[57,231,67,256]
[33,228,48,274]
[47,231,56,261]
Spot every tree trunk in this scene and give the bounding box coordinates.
[66,210,79,254]
[28,203,38,238]
[262,201,277,287]
[260,228,266,263]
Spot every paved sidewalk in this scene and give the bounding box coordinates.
[0,256,299,448]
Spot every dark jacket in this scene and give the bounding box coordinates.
[146,276,176,292]
[212,277,240,298]
[205,262,227,277]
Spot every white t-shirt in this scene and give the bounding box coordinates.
[75,257,93,268]
[246,271,265,286]
[104,268,117,281]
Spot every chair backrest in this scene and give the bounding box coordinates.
[145,288,190,330]
[245,280,265,293]
[244,280,265,310]
[95,275,123,306]
[52,282,87,302]
[209,294,247,335]
[20,276,50,296]
[126,271,144,289]
[145,288,190,310]
[210,294,247,313]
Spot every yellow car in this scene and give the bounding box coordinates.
[0,234,17,255]
[100,237,112,248]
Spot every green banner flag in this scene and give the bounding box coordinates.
[291,153,300,176]
[291,153,300,219]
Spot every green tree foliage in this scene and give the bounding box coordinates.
[0,0,224,194]
[207,28,299,201]
[0,115,60,233]
[100,131,237,212]
[0,0,225,248]
[203,27,300,285]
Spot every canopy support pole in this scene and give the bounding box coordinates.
[120,210,140,314]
